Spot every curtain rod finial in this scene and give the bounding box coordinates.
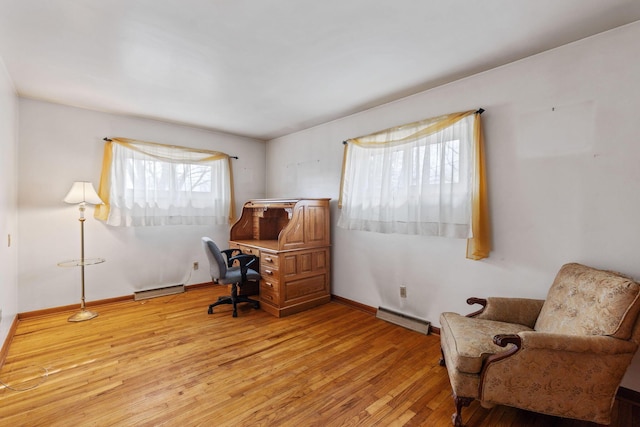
[103,137,112,141]
[476,108,485,114]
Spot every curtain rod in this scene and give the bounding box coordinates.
[341,108,485,145]
[102,137,238,159]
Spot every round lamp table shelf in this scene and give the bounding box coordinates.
[58,257,105,322]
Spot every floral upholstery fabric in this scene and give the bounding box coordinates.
[474,297,544,328]
[535,263,640,339]
[439,331,481,399]
[480,337,635,424]
[439,262,640,425]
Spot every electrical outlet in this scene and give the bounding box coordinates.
[193,262,199,270]
[400,285,407,298]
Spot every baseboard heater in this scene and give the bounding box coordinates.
[134,284,185,301]
[376,307,431,335]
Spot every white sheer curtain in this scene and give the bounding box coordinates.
[95,138,234,227]
[338,111,479,239]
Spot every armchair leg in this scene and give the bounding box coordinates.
[439,348,446,366]
[452,395,473,427]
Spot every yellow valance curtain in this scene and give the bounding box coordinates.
[95,137,236,226]
[338,109,490,260]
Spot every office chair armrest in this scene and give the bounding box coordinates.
[230,254,258,282]
[221,249,242,267]
[230,254,258,270]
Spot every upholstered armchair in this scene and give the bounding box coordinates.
[439,263,640,426]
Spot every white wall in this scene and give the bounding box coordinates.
[0,57,18,346]
[18,100,266,312]
[266,22,640,390]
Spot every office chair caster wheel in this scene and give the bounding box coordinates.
[232,310,238,318]
[254,301,260,309]
[208,307,213,314]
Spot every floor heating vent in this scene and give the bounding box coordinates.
[134,284,185,301]
[376,307,431,335]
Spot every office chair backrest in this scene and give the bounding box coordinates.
[201,237,227,281]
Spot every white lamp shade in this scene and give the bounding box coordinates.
[64,181,103,205]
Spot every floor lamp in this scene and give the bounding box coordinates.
[63,181,103,322]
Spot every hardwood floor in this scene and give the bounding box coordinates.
[0,286,637,426]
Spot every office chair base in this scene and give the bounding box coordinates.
[208,295,260,317]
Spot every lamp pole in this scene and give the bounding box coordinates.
[67,202,99,322]
[62,182,104,322]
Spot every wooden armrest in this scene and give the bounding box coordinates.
[493,334,522,348]
[488,332,637,358]
[466,297,545,328]
[478,334,522,386]
[465,297,487,317]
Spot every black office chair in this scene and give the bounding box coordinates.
[201,237,261,317]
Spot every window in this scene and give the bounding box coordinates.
[338,110,490,260]
[95,138,235,226]
[428,140,460,185]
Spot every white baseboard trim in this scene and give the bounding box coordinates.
[376,307,430,335]
[134,284,185,301]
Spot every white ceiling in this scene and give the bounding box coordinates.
[1,1,640,141]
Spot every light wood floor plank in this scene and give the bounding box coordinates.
[0,286,635,426]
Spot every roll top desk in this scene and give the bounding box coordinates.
[229,198,331,317]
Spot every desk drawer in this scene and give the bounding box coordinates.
[260,252,279,269]
[237,244,259,257]
[260,265,278,280]
[260,279,280,304]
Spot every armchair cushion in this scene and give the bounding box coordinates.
[535,263,640,339]
[440,312,533,374]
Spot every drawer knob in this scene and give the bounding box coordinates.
[264,269,273,276]
[265,257,273,263]
[265,282,273,288]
